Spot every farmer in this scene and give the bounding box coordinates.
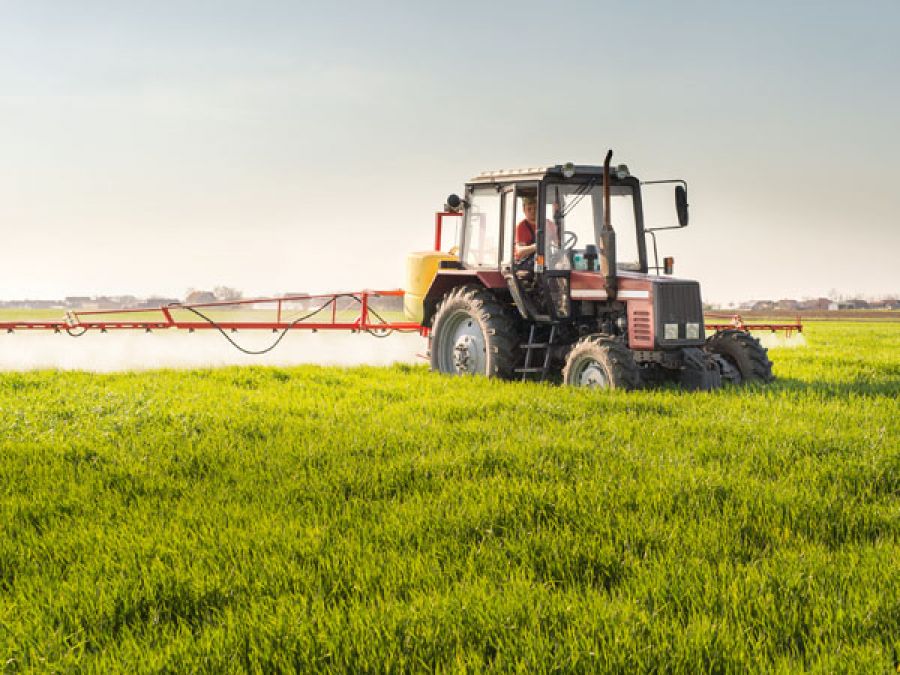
[515,196,558,270]
[514,196,539,264]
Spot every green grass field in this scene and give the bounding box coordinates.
[1,322,898,672]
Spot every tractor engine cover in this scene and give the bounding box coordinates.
[652,279,706,350]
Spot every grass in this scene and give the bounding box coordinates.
[1,321,898,672]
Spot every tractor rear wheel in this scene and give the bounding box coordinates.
[705,329,774,384]
[429,285,520,379]
[562,336,640,390]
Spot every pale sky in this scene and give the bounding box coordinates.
[1,0,898,305]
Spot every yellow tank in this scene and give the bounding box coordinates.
[404,250,457,322]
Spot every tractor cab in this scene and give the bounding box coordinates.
[460,164,645,279]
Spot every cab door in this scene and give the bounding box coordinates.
[460,185,502,269]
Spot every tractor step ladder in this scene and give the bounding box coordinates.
[516,324,557,382]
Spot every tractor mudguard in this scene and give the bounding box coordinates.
[421,270,506,327]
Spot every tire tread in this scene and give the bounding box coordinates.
[705,329,774,384]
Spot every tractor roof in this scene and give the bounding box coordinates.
[468,164,630,184]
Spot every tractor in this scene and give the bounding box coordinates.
[415,151,774,390]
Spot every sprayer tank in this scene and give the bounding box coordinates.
[403,251,457,322]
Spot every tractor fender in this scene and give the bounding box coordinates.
[422,270,505,327]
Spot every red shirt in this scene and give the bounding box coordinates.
[516,219,536,246]
[515,219,556,260]
[515,219,537,261]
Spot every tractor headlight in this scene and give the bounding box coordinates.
[686,322,700,340]
[664,323,679,340]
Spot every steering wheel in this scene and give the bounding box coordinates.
[562,231,578,250]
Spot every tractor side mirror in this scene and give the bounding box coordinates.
[675,186,689,227]
[446,193,463,212]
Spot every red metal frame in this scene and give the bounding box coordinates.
[1,290,425,334]
[704,313,803,337]
[434,211,461,252]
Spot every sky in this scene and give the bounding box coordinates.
[1,0,898,305]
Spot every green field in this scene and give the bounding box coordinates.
[1,322,898,672]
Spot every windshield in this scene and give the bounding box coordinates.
[543,182,640,271]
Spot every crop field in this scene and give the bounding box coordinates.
[1,321,898,672]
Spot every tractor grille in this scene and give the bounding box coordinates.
[631,309,652,343]
[654,281,704,345]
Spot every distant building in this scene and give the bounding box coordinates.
[797,297,831,311]
[869,298,899,310]
[752,300,775,312]
[95,296,120,310]
[113,295,139,307]
[774,298,800,311]
[185,290,217,304]
[213,286,243,302]
[837,299,870,310]
[139,297,180,309]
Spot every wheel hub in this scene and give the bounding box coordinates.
[433,306,489,376]
[578,362,609,388]
[453,334,479,374]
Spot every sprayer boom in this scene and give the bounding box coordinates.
[1,290,422,337]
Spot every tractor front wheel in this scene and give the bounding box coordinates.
[562,336,640,390]
[429,285,520,379]
[705,329,774,384]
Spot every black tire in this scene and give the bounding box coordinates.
[429,285,520,379]
[562,335,640,390]
[679,347,723,391]
[709,353,741,385]
[705,329,774,384]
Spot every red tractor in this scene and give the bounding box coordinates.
[420,151,774,390]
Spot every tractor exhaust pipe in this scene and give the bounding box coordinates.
[600,149,617,300]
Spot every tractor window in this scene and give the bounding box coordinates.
[610,190,639,270]
[462,187,501,268]
[544,183,640,271]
